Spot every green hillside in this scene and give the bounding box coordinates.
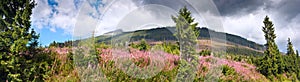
[93,27,265,56]
[96,27,264,50]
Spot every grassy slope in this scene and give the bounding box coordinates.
[96,27,264,51]
[47,48,269,81]
[95,27,264,56]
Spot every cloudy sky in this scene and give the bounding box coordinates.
[31,0,300,52]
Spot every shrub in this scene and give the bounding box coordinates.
[160,42,180,55]
[130,39,150,51]
[222,65,236,76]
[199,50,211,56]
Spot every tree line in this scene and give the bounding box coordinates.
[257,16,300,81]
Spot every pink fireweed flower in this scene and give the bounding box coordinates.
[198,56,263,80]
[98,48,180,71]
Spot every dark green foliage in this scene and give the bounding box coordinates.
[174,6,199,38]
[161,42,180,55]
[25,49,55,81]
[226,46,264,56]
[222,65,236,76]
[49,41,58,48]
[139,39,150,51]
[0,0,54,81]
[130,39,150,51]
[128,28,178,41]
[199,50,211,56]
[297,50,299,56]
[257,16,285,79]
[225,33,264,51]
[287,38,296,56]
[172,6,199,81]
[61,53,74,75]
[46,51,79,82]
[96,42,111,49]
[297,51,300,80]
[285,38,298,74]
[96,27,264,52]
[282,38,300,81]
[218,65,241,82]
[49,40,72,48]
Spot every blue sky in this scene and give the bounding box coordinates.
[31,0,300,52]
[31,0,86,46]
[34,26,72,46]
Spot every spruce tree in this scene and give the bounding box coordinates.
[297,50,299,57]
[172,6,199,81]
[286,38,297,73]
[296,50,300,80]
[287,38,296,56]
[0,0,49,81]
[258,16,284,79]
[139,39,150,51]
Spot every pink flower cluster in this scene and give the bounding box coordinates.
[198,56,264,80]
[98,49,113,62]
[91,48,265,80]
[98,48,180,70]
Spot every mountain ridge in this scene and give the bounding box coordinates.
[96,27,264,51]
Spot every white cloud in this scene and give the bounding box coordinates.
[31,0,52,29]
[73,2,100,38]
[31,0,299,51]
[93,0,219,35]
[274,14,300,51]
[223,8,266,44]
[222,7,300,52]
[32,0,81,35]
[94,0,140,35]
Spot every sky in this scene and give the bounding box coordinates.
[31,0,300,52]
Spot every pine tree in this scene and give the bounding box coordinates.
[286,38,297,73]
[297,50,299,57]
[139,39,150,51]
[49,41,58,47]
[258,16,284,79]
[172,6,199,81]
[287,38,296,56]
[0,0,49,81]
[296,50,300,80]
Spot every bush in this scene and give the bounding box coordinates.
[130,39,150,51]
[161,42,180,55]
[222,65,236,76]
[199,50,211,56]
[219,65,241,82]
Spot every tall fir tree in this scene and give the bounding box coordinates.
[296,50,300,80]
[172,6,199,81]
[287,38,296,56]
[297,50,299,57]
[0,0,51,81]
[258,16,284,79]
[285,38,297,73]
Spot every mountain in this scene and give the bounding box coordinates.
[95,27,265,56]
[103,29,123,36]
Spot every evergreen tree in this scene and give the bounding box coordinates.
[258,16,284,79]
[49,41,58,48]
[0,0,51,81]
[297,50,299,57]
[172,6,199,81]
[139,39,150,51]
[297,50,300,80]
[287,38,296,56]
[129,39,150,51]
[285,38,297,73]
